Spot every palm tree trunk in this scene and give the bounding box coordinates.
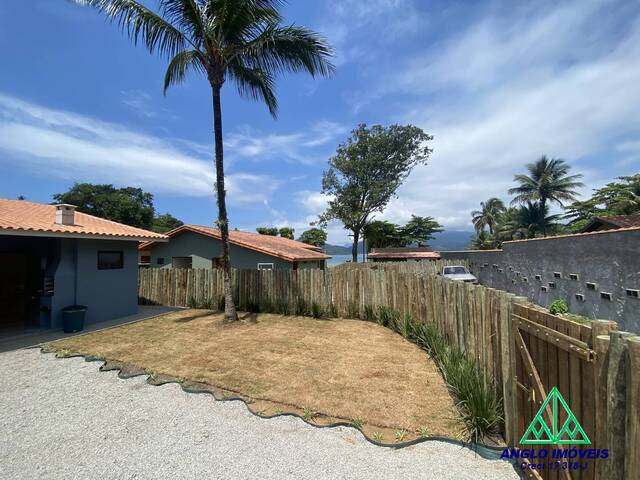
[211,83,238,323]
[351,229,359,263]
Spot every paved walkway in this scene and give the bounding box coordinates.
[0,349,519,480]
[0,306,179,353]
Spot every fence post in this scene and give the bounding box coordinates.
[625,337,640,480]
[605,331,633,480]
[594,333,611,479]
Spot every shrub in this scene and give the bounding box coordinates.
[311,301,324,319]
[187,295,198,309]
[326,303,338,318]
[275,300,290,315]
[376,305,393,327]
[549,299,569,315]
[362,304,377,322]
[217,295,225,311]
[295,298,310,316]
[346,302,360,319]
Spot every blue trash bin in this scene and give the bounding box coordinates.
[62,305,88,333]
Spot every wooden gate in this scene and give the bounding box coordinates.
[510,304,616,480]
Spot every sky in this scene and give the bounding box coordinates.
[0,0,639,244]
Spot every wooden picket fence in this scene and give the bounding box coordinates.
[137,264,640,479]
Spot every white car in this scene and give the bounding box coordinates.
[441,265,478,284]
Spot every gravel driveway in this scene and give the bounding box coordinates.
[0,349,518,480]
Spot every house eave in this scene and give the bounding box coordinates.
[0,228,168,243]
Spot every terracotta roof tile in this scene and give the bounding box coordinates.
[140,224,330,262]
[585,214,640,230]
[0,199,167,241]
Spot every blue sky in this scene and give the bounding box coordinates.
[1,0,639,244]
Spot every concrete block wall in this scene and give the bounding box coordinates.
[440,228,640,333]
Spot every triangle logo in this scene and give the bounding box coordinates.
[520,387,591,445]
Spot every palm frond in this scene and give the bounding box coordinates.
[164,49,207,93]
[239,24,335,77]
[73,0,186,57]
[228,60,278,116]
[160,0,205,45]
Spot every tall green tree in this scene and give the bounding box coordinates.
[508,156,584,212]
[565,174,640,230]
[278,227,294,239]
[320,124,432,262]
[151,213,184,233]
[469,230,497,250]
[471,198,505,234]
[517,202,560,238]
[256,227,278,236]
[74,0,334,323]
[53,183,155,229]
[298,228,327,247]
[363,220,400,252]
[397,215,443,246]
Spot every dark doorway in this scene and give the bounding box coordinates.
[0,252,28,331]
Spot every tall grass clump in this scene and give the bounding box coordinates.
[187,296,214,309]
[295,298,310,316]
[410,320,502,443]
[326,303,338,318]
[362,304,377,322]
[346,302,360,319]
[311,302,324,319]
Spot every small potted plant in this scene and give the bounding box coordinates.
[62,305,88,333]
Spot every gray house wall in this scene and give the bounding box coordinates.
[45,238,139,328]
[1,235,140,329]
[440,229,640,333]
[147,230,322,270]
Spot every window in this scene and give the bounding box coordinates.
[172,257,193,269]
[98,251,123,270]
[140,255,151,264]
[258,263,274,270]
[157,257,165,265]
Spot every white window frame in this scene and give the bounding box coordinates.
[257,263,274,270]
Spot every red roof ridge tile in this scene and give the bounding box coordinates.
[140,224,330,262]
[0,198,167,241]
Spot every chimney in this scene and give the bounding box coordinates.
[55,204,77,226]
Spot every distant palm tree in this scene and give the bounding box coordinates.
[471,198,506,234]
[74,0,334,323]
[509,156,584,212]
[517,202,560,238]
[469,230,498,250]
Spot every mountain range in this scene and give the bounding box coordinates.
[322,230,474,255]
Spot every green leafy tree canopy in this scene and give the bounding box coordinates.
[320,123,433,261]
[256,227,279,236]
[278,227,294,240]
[298,228,327,247]
[53,183,155,229]
[151,213,184,233]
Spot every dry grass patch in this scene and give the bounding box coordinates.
[48,310,463,441]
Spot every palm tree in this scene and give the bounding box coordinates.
[517,202,560,238]
[508,156,584,212]
[73,0,334,323]
[469,230,498,250]
[471,197,506,234]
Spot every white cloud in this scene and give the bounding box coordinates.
[319,0,422,66]
[0,93,273,205]
[225,120,345,165]
[355,0,640,230]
